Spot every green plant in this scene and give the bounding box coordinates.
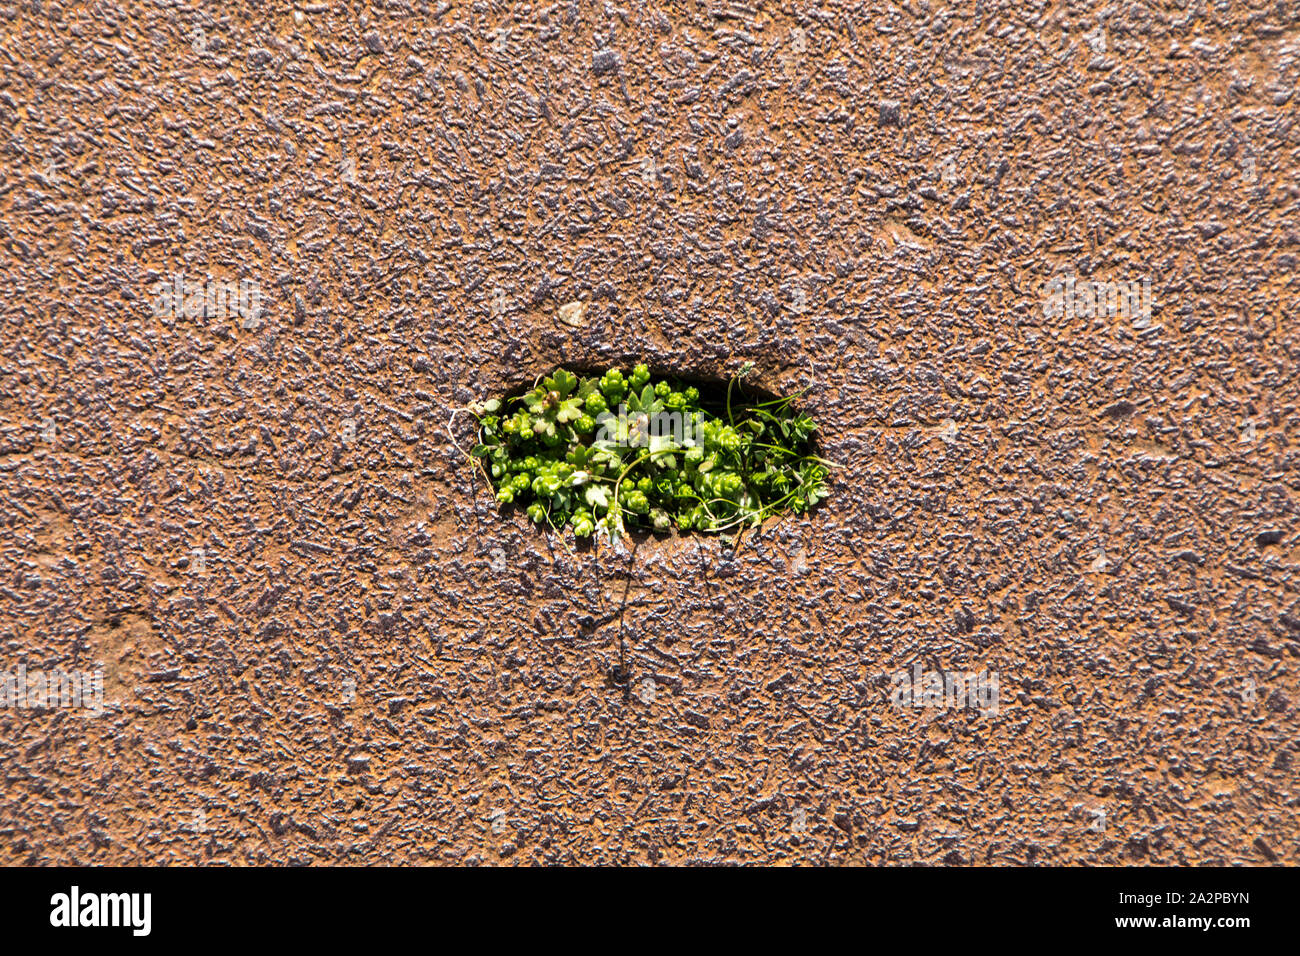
[464,363,832,546]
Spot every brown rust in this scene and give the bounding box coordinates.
[0,2,1297,865]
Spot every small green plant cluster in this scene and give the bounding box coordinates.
[467,363,830,543]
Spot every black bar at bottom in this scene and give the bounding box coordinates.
[0,864,1283,944]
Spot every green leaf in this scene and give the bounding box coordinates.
[545,368,579,397]
[555,397,584,423]
[649,434,676,453]
[628,384,663,416]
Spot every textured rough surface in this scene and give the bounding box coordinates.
[1,2,1298,865]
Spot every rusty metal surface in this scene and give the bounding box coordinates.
[1,1,1297,865]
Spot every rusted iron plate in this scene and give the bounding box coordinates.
[0,2,1296,865]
